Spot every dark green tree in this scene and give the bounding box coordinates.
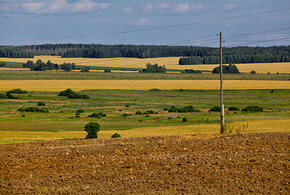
[85,122,100,139]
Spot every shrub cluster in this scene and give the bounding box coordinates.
[209,106,221,112]
[139,63,166,73]
[58,88,89,99]
[181,69,202,74]
[17,107,49,113]
[104,69,111,73]
[135,110,158,115]
[88,112,106,118]
[164,106,199,113]
[23,59,76,72]
[241,105,263,112]
[228,106,239,111]
[122,113,132,117]
[37,102,46,106]
[212,64,240,74]
[75,109,84,118]
[7,88,27,94]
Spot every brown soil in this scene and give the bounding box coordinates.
[0,133,289,194]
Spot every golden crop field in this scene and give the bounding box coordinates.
[0,80,289,91]
[0,119,289,144]
[1,56,290,73]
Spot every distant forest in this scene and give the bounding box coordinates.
[0,44,289,64]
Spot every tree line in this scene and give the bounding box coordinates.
[0,44,289,64]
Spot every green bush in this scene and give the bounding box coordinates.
[76,109,84,114]
[135,111,142,115]
[122,113,132,117]
[17,107,49,113]
[167,106,199,113]
[250,70,256,74]
[111,133,121,138]
[209,106,221,112]
[139,63,166,73]
[58,88,89,99]
[212,64,240,74]
[7,88,27,94]
[88,112,106,118]
[85,122,100,139]
[241,105,263,112]
[37,102,46,106]
[144,110,154,114]
[182,117,187,122]
[104,69,111,73]
[228,106,239,111]
[58,88,75,96]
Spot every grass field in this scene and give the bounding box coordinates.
[1,119,289,144]
[1,56,290,73]
[0,89,289,143]
[0,80,289,91]
[0,70,289,80]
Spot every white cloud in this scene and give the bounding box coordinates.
[144,3,154,13]
[142,2,203,14]
[173,3,203,13]
[123,7,133,13]
[20,0,109,14]
[134,18,150,26]
[21,2,44,14]
[224,3,238,10]
[158,2,170,9]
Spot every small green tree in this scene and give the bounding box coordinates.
[111,133,121,138]
[85,122,100,139]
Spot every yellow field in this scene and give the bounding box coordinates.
[0,80,289,91]
[1,56,290,73]
[0,119,289,144]
[0,68,30,71]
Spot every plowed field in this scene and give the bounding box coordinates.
[0,133,289,194]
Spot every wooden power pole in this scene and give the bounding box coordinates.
[220,32,225,134]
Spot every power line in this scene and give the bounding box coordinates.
[227,37,290,47]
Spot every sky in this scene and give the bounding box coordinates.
[0,0,289,46]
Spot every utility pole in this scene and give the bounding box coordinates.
[220,32,225,134]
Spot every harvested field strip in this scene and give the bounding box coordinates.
[1,56,290,73]
[0,80,289,91]
[0,119,289,144]
[0,133,288,194]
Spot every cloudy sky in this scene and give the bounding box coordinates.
[0,0,289,46]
